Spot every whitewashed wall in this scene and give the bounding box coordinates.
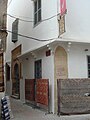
[6,0,90,113]
[20,56,34,103]
[34,49,54,112]
[6,0,58,57]
[68,43,90,78]
[62,0,90,42]
[6,0,90,60]
[53,42,90,79]
[6,0,58,112]
[20,48,54,112]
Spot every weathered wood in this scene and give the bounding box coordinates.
[57,78,90,114]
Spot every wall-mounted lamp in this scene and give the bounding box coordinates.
[47,44,49,48]
[68,42,72,45]
[67,42,72,52]
[84,49,88,52]
[31,52,37,59]
[47,44,52,51]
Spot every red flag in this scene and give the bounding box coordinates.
[60,0,66,15]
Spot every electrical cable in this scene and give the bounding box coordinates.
[6,13,60,23]
[42,13,60,22]
[0,29,57,42]
[6,14,34,22]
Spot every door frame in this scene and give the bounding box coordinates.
[54,46,68,113]
[11,45,21,98]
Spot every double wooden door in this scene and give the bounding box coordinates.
[0,52,4,92]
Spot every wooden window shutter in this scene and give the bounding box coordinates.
[12,18,19,43]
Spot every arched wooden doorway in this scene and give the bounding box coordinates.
[12,45,21,99]
[54,46,68,113]
[12,61,20,99]
[14,63,19,96]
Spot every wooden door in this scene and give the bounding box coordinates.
[0,53,4,92]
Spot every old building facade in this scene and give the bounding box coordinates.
[0,0,7,92]
[5,0,90,113]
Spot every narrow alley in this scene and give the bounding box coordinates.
[7,97,90,120]
[1,93,90,120]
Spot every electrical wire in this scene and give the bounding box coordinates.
[42,13,60,22]
[2,11,60,42]
[1,29,57,42]
[6,13,60,23]
[6,14,34,22]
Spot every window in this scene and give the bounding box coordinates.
[34,0,41,25]
[12,18,19,43]
[35,59,42,79]
[87,56,90,78]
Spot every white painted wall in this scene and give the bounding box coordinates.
[20,48,54,112]
[53,42,90,79]
[20,56,35,103]
[34,48,55,112]
[61,0,90,42]
[6,0,90,60]
[18,42,90,112]
[22,55,35,81]
[68,43,90,78]
[6,0,58,57]
[6,0,58,109]
[6,0,90,113]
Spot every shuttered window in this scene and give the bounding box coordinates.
[35,59,42,79]
[12,18,19,43]
[34,0,41,25]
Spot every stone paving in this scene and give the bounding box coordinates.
[1,93,90,120]
[10,98,90,120]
